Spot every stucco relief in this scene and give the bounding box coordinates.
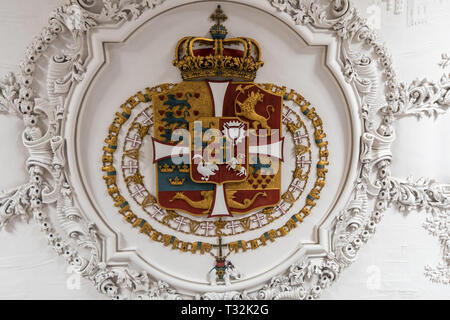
[0,0,448,299]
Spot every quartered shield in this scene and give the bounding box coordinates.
[152,80,283,217]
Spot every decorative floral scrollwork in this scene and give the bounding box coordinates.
[388,177,450,284]
[395,75,450,119]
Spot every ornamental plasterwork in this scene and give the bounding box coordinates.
[387,54,450,284]
[0,0,448,299]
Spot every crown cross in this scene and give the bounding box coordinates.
[212,236,226,258]
[210,5,227,26]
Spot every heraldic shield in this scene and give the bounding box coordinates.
[152,81,283,217]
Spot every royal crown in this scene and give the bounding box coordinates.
[177,164,190,173]
[173,5,263,82]
[159,163,175,173]
[169,177,185,186]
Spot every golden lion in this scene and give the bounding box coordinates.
[234,86,275,134]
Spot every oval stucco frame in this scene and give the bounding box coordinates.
[65,0,361,296]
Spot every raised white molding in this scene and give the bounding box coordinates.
[0,0,448,299]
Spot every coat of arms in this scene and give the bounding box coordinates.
[102,5,329,286]
[151,7,283,219]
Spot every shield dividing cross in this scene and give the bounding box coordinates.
[152,81,283,217]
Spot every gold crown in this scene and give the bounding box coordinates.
[173,5,263,81]
[178,164,190,173]
[169,177,185,186]
[159,163,175,173]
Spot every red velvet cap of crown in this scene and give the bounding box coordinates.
[193,48,246,59]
